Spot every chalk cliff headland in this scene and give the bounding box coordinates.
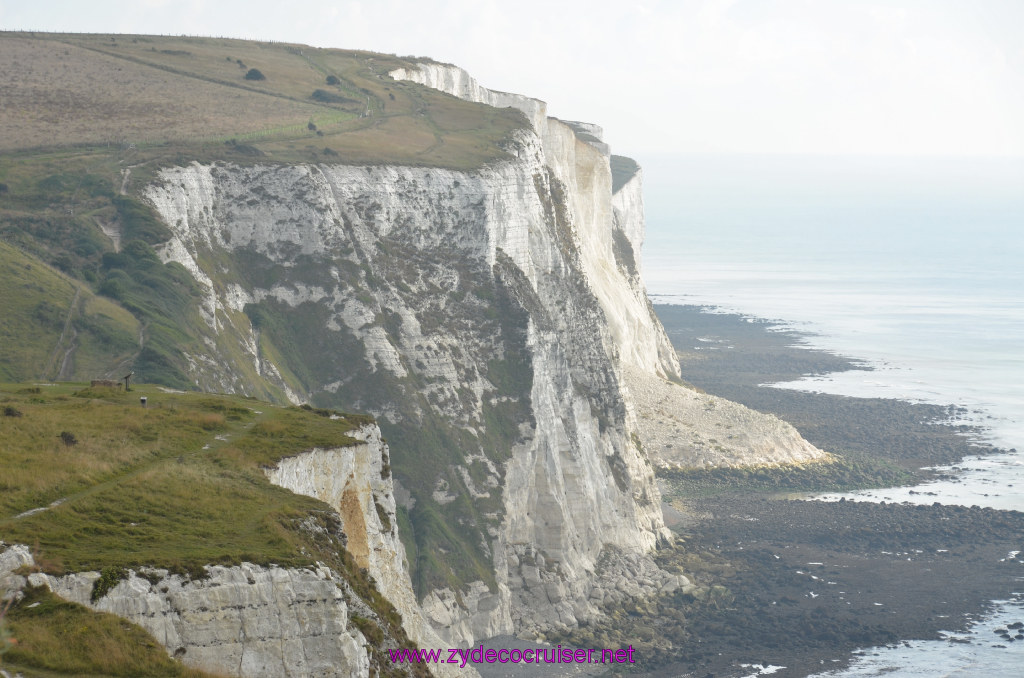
[0,34,825,677]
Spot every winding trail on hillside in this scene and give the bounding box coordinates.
[94,216,122,252]
[41,288,80,381]
[55,326,78,382]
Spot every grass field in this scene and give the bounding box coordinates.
[0,382,372,573]
[0,32,525,170]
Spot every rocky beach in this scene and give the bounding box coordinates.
[654,496,1024,678]
[647,304,1024,678]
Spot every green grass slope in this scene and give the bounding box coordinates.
[0,383,370,573]
[0,241,139,383]
[3,586,219,678]
[0,383,423,677]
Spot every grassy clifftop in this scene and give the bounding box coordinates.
[0,31,525,169]
[0,383,420,677]
[0,383,371,573]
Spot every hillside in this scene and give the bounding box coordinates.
[0,241,139,383]
[0,382,428,677]
[0,31,526,393]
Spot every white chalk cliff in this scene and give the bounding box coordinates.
[388,63,825,467]
[264,425,473,678]
[137,61,827,651]
[2,544,372,678]
[0,61,828,677]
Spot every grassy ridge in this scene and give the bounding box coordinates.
[0,383,426,677]
[0,383,364,574]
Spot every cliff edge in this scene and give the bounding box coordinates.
[0,35,828,676]
[143,60,825,646]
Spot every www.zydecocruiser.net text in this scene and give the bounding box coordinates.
[388,645,637,667]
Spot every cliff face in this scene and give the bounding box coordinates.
[138,63,824,647]
[3,554,372,678]
[264,425,472,677]
[0,37,832,678]
[146,141,640,641]
[386,66,827,480]
[145,136,671,642]
[391,64,680,383]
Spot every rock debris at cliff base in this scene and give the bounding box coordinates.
[656,496,1024,678]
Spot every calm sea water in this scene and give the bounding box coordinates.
[638,153,1024,676]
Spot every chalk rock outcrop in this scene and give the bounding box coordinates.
[2,547,369,678]
[625,366,826,469]
[265,425,475,677]
[139,60,826,650]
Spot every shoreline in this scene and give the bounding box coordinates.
[653,496,1024,678]
[646,304,1024,678]
[654,303,1008,471]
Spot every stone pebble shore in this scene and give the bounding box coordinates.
[645,305,1024,677]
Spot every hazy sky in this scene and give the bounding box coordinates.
[3,0,1022,157]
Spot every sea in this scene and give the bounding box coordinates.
[638,153,1024,677]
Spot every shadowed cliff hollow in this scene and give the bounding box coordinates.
[1,32,825,676]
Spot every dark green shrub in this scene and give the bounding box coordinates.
[244,68,265,81]
[224,139,263,156]
[53,255,74,273]
[91,566,126,602]
[98,273,128,300]
[311,89,354,104]
[112,195,171,244]
[244,303,270,329]
[326,75,340,85]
